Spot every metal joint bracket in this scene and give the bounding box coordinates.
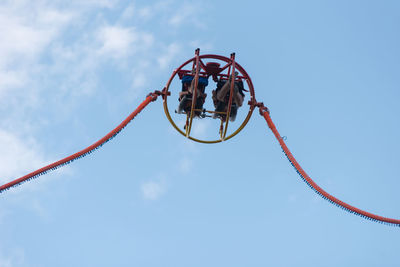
[259,105,270,116]
[149,89,171,101]
[248,99,270,115]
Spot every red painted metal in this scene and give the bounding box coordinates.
[0,92,159,193]
[199,59,208,72]
[219,62,232,73]
[259,106,400,226]
[165,54,256,105]
[177,69,247,80]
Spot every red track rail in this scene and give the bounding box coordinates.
[0,92,159,194]
[259,107,400,226]
[2,83,399,227]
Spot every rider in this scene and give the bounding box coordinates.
[212,72,245,121]
[177,73,209,117]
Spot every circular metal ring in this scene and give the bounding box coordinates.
[163,53,256,143]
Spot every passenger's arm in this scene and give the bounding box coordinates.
[233,91,244,106]
[179,91,189,98]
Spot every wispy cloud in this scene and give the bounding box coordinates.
[132,72,147,89]
[0,129,47,184]
[141,180,166,200]
[138,7,152,20]
[97,26,154,59]
[158,43,181,70]
[0,247,25,267]
[0,255,13,267]
[0,0,210,196]
[168,2,206,29]
[120,3,135,21]
[178,157,193,174]
[85,0,119,8]
[30,199,51,221]
[0,1,74,103]
[97,25,135,57]
[191,119,211,139]
[0,0,97,193]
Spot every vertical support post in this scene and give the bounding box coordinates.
[221,53,236,140]
[185,48,200,137]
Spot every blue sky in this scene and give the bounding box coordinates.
[1,0,400,266]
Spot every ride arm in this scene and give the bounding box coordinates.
[0,91,161,194]
[258,105,400,227]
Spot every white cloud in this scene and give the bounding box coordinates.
[0,256,13,267]
[138,7,152,19]
[0,0,211,197]
[30,199,51,221]
[0,127,74,196]
[141,32,155,46]
[121,3,135,21]
[36,8,74,28]
[191,119,210,139]
[97,26,137,58]
[189,40,214,52]
[157,43,181,69]
[97,25,154,59]
[178,157,193,174]
[132,72,147,89]
[141,180,166,200]
[0,70,27,100]
[0,3,73,64]
[0,248,25,267]
[0,2,74,102]
[0,129,47,184]
[71,0,119,9]
[48,42,100,99]
[0,208,7,225]
[168,2,205,29]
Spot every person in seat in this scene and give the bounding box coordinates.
[177,74,208,117]
[212,72,245,122]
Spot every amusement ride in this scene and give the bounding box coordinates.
[1,49,399,227]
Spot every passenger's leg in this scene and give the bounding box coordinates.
[214,101,227,120]
[195,98,204,116]
[233,84,244,107]
[229,104,238,122]
[177,95,189,114]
